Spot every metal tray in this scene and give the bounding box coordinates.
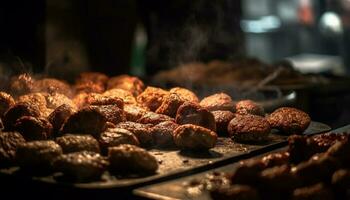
[0,121,330,192]
[134,124,350,200]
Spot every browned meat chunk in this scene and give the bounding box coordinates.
[169,87,199,103]
[267,107,311,134]
[60,106,107,138]
[99,128,140,155]
[108,144,158,174]
[75,72,109,86]
[173,124,217,150]
[3,102,41,131]
[137,111,173,125]
[175,102,216,132]
[210,185,260,200]
[124,104,148,122]
[9,73,34,97]
[91,105,126,125]
[74,82,105,94]
[156,93,184,118]
[326,139,350,167]
[55,134,100,154]
[86,93,124,108]
[236,100,264,116]
[103,88,137,105]
[151,121,179,148]
[0,132,26,167]
[15,140,62,172]
[200,93,235,112]
[0,92,15,118]
[211,110,235,136]
[115,122,153,146]
[136,86,169,111]
[107,75,145,96]
[228,114,270,143]
[17,92,49,116]
[14,116,53,141]
[45,93,76,111]
[53,151,108,182]
[292,183,334,200]
[48,104,76,137]
[32,78,73,97]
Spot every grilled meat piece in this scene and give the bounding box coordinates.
[0,131,26,167]
[45,93,76,111]
[53,151,109,182]
[137,111,173,125]
[292,183,334,200]
[75,72,109,86]
[115,122,153,146]
[200,93,235,112]
[107,75,145,96]
[124,104,148,122]
[74,82,105,94]
[175,102,216,132]
[267,107,311,134]
[169,87,199,103]
[14,116,53,141]
[55,134,100,154]
[103,88,137,105]
[236,100,264,116]
[3,102,41,131]
[326,139,350,167]
[60,106,107,138]
[151,121,179,148]
[91,105,126,125]
[211,110,235,136]
[156,93,184,118]
[173,124,217,150]
[9,73,34,97]
[48,104,76,137]
[32,78,73,97]
[86,94,124,108]
[0,92,15,118]
[228,114,271,143]
[136,86,169,111]
[108,144,158,174]
[17,92,49,116]
[99,128,140,155]
[15,140,62,172]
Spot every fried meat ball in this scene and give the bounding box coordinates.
[0,92,15,118]
[55,134,100,154]
[326,139,350,167]
[17,92,49,116]
[74,82,105,94]
[210,185,260,200]
[14,116,53,141]
[3,102,41,131]
[292,183,334,200]
[0,132,26,166]
[91,105,126,125]
[267,107,311,134]
[151,121,179,148]
[86,93,124,108]
[175,102,216,132]
[99,128,140,155]
[200,93,235,112]
[137,111,173,125]
[136,86,169,111]
[108,144,158,174]
[48,104,76,136]
[228,114,271,143]
[211,110,235,136]
[75,72,109,86]
[169,87,199,103]
[45,92,76,111]
[103,88,137,105]
[15,140,62,172]
[115,122,153,146]
[107,75,145,96]
[52,151,109,182]
[32,78,73,97]
[173,124,217,150]
[9,73,34,97]
[124,104,148,122]
[236,100,264,116]
[155,93,184,118]
[60,106,107,138]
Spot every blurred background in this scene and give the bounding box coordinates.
[0,0,350,127]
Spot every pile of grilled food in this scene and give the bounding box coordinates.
[187,133,350,200]
[0,72,311,183]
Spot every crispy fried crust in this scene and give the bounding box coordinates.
[211,110,235,136]
[55,134,100,154]
[136,86,169,111]
[236,100,264,116]
[14,116,53,141]
[200,93,235,112]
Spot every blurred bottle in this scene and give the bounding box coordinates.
[130,24,147,77]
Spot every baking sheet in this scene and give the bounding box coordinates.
[0,121,330,191]
[135,123,350,200]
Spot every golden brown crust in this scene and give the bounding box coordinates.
[55,134,100,154]
[136,86,169,111]
[115,122,153,146]
[211,110,235,136]
[107,75,145,96]
[236,100,264,116]
[155,93,184,118]
[0,92,15,117]
[137,111,173,125]
[200,93,235,112]
[169,87,199,103]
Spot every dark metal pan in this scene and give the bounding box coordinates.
[0,121,330,192]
